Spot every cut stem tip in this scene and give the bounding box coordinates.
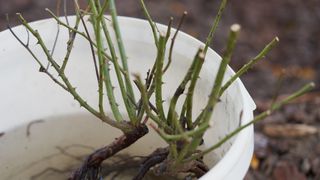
[230,24,241,32]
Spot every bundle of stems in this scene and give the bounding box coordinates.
[8,0,314,179]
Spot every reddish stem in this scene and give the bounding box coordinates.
[70,124,149,180]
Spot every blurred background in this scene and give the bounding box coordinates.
[1,0,319,179]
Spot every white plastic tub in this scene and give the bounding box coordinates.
[0,16,256,179]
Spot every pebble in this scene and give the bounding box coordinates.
[0,0,33,13]
[254,133,269,158]
[263,124,318,138]
[273,161,307,180]
[311,158,320,175]
[301,158,311,173]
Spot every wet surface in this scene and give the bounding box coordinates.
[1,0,319,179]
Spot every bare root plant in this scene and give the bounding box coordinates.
[7,0,315,179]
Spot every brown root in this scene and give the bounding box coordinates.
[154,155,209,179]
[133,147,209,180]
[69,124,149,180]
[133,147,169,180]
[68,122,208,180]
[187,159,209,178]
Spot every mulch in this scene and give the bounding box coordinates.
[1,0,319,179]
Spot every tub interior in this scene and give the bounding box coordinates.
[0,16,250,179]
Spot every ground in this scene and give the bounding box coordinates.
[1,0,319,179]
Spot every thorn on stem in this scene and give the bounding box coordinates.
[39,66,46,72]
[149,123,159,133]
[209,120,214,127]
[143,116,149,124]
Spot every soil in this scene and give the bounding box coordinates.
[1,0,319,179]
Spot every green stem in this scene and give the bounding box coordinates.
[78,12,100,82]
[186,82,315,161]
[46,8,91,43]
[94,7,106,117]
[171,109,185,135]
[167,49,201,126]
[169,143,178,159]
[109,0,136,105]
[140,0,159,45]
[165,17,173,42]
[163,11,187,73]
[183,24,240,159]
[134,75,173,132]
[97,0,109,20]
[61,11,81,72]
[201,24,240,127]
[219,37,279,96]
[95,0,137,122]
[155,35,167,121]
[95,0,139,123]
[89,0,124,122]
[154,123,209,141]
[204,0,228,54]
[192,110,204,128]
[46,8,116,63]
[8,23,68,91]
[16,13,130,131]
[185,50,205,129]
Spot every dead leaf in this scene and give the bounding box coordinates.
[250,154,260,170]
[273,161,307,180]
[287,92,320,104]
[263,124,318,138]
[170,2,187,16]
[262,62,316,80]
[255,92,320,112]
